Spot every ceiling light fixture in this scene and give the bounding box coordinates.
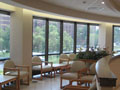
[101,1,105,4]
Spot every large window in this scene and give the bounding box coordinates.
[32,17,99,63]
[63,22,74,53]
[76,24,87,52]
[33,18,46,61]
[0,13,10,60]
[113,26,120,52]
[89,25,99,50]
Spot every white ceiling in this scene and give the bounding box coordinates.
[42,0,120,17]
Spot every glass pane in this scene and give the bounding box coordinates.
[49,21,60,54]
[0,13,10,59]
[89,25,99,50]
[32,19,46,56]
[48,55,59,64]
[76,24,87,52]
[114,27,120,51]
[63,22,74,53]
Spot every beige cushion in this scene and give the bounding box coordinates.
[32,56,42,64]
[4,60,16,68]
[69,53,76,61]
[89,63,96,75]
[81,75,94,81]
[32,65,52,72]
[60,54,69,61]
[53,63,67,68]
[61,72,78,80]
[70,61,86,72]
[6,71,28,79]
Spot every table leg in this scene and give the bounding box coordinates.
[16,77,20,90]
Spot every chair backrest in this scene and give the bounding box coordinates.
[70,61,86,72]
[4,60,16,68]
[89,63,96,75]
[59,54,69,63]
[32,56,42,63]
[60,54,69,59]
[69,53,76,61]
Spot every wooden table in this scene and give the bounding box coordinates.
[0,75,19,90]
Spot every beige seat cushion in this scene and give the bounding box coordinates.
[53,63,67,68]
[32,65,52,72]
[6,71,28,79]
[89,63,96,75]
[69,53,76,61]
[61,72,78,80]
[70,61,86,72]
[81,75,94,81]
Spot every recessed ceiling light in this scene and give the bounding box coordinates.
[101,1,105,4]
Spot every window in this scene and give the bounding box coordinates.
[76,24,87,52]
[113,26,120,52]
[48,21,60,54]
[0,13,10,60]
[48,55,59,64]
[63,22,74,53]
[32,18,46,60]
[89,25,99,50]
[32,16,99,62]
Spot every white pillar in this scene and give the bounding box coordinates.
[99,23,113,54]
[10,7,32,78]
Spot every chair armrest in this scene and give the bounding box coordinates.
[32,62,42,65]
[42,61,53,67]
[16,65,29,73]
[3,67,20,76]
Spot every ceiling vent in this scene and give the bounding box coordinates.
[87,6,104,11]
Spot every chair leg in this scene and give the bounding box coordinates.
[27,75,29,85]
[40,73,43,80]
[60,77,62,89]
[51,71,52,78]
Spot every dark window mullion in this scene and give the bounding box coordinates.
[45,19,49,61]
[87,24,90,51]
[60,21,63,54]
[74,22,77,53]
[112,26,115,51]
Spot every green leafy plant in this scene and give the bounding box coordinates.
[76,50,109,60]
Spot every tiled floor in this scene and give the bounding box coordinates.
[21,75,69,90]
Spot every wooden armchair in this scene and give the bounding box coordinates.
[80,63,96,86]
[3,60,30,89]
[59,54,69,65]
[32,56,53,80]
[60,61,87,89]
[68,53,76,65]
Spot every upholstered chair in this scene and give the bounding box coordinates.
[59,54,69,65]
[3,60,30,89]
[32,56,53,80]
[68,53,76,65]
[80,63,96,86]
[60,61,87,88]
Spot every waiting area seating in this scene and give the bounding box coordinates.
[3,60,30,89]
[32,56,53,80]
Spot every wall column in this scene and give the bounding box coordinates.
[99,23,113,54]
[10,7,32,78]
